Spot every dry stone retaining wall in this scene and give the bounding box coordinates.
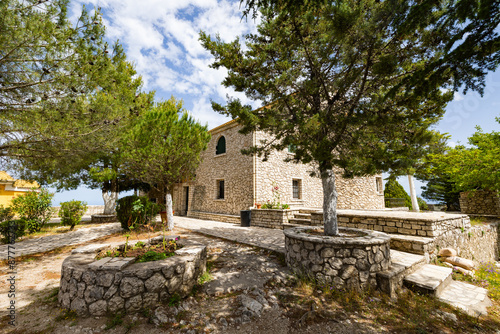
[460,190,500,216]
[310,211,471,237]
[389,224,500,263]
[433,224,499,263]
[310,211,499,262]
[284,227,391,290]
[58,239,207,316]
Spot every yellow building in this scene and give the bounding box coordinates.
[0,171,40,207]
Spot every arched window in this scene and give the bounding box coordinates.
[216,136,226,155]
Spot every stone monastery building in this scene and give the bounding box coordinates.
[172,120,385,222]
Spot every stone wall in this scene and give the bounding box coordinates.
[310,211,471,238]
[58,239,207,316]
[390,224,500,263]
[460,190,500,216]
[310,210,499,262]
[175,121,254,216]
[254,131,384,210]
[187,211,240,224]
[284,227,391,290]
[433,223,499,263]
[175,120,384,219]
[250,209,299,228]
[51,205,106,218]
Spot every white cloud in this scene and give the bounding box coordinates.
[191,97,231,128]
[70,0,258,127]
[453,92,464,101]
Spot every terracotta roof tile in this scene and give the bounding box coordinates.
[0,171,14,181]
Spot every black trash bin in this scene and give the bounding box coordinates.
[240,210,251,227]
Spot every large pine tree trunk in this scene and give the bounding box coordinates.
[102,180,118,214]
[321,169,338,236]
[165,191,174,231]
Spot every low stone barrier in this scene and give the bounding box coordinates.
[310,211,470,238]
[460,190,500,216]
[58,238,207,316]
[388,224,500,263]
[250,209,299,228]
[91,214,117,224]
[284,227,391,290]
[187,211,240,224]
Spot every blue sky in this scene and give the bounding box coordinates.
[50,0,500,206]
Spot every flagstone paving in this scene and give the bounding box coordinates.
[0,223,122,260]
[174,216,286,254]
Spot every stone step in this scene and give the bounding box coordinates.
[377,250,427,298]
[388,234,434,255]
[438,280,492,317]
[403,264,452,296]
[299,209,319,214]
[288,218,312,225]
[294,213,311,219]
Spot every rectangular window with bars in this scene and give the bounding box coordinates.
[376,177,383,194]
[292,179,301,199]
[217,180,225,199]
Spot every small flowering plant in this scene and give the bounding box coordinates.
[261,181,290,209]
[452,261,500,300]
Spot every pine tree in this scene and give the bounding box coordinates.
[0,0,142,164]
[2,1,153,212]
[200,2,455,235]
[239,0,500,97]
[122,97,211,230]
[384,179,412,210]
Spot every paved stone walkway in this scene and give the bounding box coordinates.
[0,223,122,260]
[174,216,286,254]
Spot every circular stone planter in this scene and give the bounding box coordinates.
[58,238,207,316]
[91,214,117,224]
[284,227,391,290]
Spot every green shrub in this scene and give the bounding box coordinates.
[0,220,27,244]
[59,200,87,230]
[261,202,290,209]
[137,250,173,263]
[11,189,54,233]
[116,195,160,230]
[0,205,14,222]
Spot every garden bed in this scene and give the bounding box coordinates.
[96,238,182,263]
[58,236,207,316]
